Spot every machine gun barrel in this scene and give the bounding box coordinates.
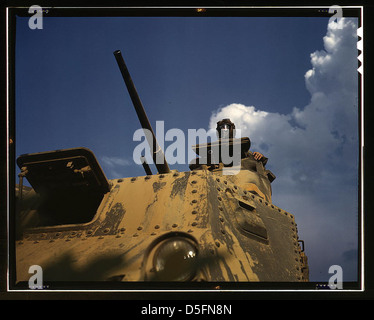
[113,50,170,174]
[140,155,153,176]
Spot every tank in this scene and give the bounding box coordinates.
[12,50,309,288]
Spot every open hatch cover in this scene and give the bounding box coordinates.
[17,147,110,196]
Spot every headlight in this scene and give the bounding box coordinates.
[151,237,198,281]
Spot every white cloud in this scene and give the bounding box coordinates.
[100,155,132,179]
[101,156,132,168]
[208,18,359,281]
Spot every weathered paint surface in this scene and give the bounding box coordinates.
[15,168,308,283]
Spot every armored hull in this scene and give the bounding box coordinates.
[13,50,309,287]
[15,148,308,284]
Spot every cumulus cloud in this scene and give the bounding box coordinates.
[209,18,359,281]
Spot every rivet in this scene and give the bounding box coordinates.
[243,190,247,194]
[191,199,197,204]
[172,224,178,228]
[151,232,156,236]
[116,234,121,238]
[133,233,138,237]
[117,178,123,183]
[65,239,70,242]
[221,229,226,234]
[55,232,61,237]
[215,241,220,247]
[103,228,110,233]
[191,171,197,175]
[173,172,179,177]
[234,185,238,189]
[98,236,104,239]
[120,227,126,232]
[216,178,220,182]
[217,187,221,191]
[159,174,164,178]
[191,180,197,184]
[33,241,39,244]
[223,181,227,185]
[192,189,197,193]
[192,210,198,215]
[131,177,137,182]
[191,222,197,226]
[219,216,224,222]
[188,229,193,233]
[145,175,151,180]
[217,196,222,201]
[154,225,160,229]
[218,206,223,211]
[137,226,143,231]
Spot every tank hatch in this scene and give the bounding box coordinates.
[16,147,110,226]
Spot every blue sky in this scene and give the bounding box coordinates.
[16,16,329,175]
[15,14,360,283]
